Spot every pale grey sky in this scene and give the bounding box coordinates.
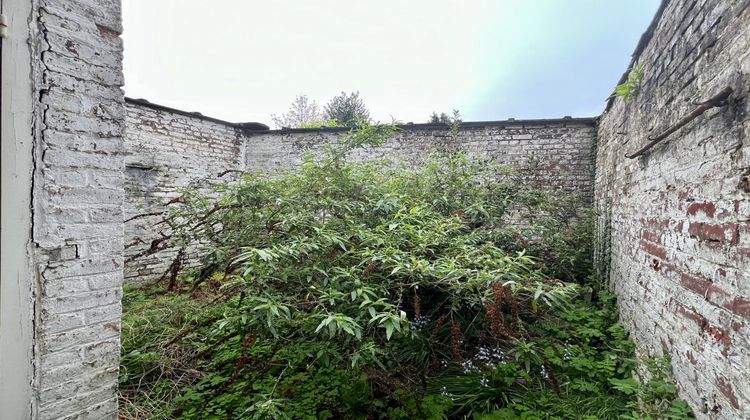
[122,1,659,125]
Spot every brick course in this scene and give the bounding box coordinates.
[244,121,596,197]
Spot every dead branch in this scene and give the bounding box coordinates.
[124,211,165,223]
[217,169,244,177]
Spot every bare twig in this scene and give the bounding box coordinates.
[162,315,222,348]
[217,169,244,177]
[124,211,165,223]
[125,235,173,263]
[165,247,185,291]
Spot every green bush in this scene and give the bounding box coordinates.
[120,122,691,419]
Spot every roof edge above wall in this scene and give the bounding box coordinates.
[125,97,597,133]
[125,97,270,131]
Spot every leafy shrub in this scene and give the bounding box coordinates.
[120,122,691,419]
[298,119,341,129]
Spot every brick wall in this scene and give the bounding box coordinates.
[29,0,126,417]
[123,99,248,286]
[245,120,596,194]
[9,0,749,418]
[595,0,750,417]
[123,110,596,286]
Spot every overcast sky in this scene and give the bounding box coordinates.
[122,1,659,126]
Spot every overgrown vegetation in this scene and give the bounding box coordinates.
[299,119,341,129]
[120,122,691,419]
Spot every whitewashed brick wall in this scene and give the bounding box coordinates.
[29,0,125,417]
[596,0,750,417]
[21,1,746,419]
[11,0,750,419]
[123,110,596,286]
[244,120,596,197]
[123,100,249,286]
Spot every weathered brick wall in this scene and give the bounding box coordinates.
[29,0,126,417]
[12,0,748,418]
[123,100,248,286]
[595,0,750,417]
[122,113,596,286]
[244,120,596,197]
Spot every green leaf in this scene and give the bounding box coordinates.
[385,322,394,340]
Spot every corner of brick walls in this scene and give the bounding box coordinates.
[123,104,245,286]
[23,0,750,418]
[595,0,750,417]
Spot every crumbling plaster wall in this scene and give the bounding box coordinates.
[25,0,126,417]
[595,0,750,418]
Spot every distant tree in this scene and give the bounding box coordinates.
[271,95,324,129]
[324,91,370,127]
[299,120,341,129]
[428,112,452,124]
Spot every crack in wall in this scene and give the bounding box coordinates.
[26,0,50,415]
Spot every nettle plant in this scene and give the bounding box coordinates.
[121,122,691,418]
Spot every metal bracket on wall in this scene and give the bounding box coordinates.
[625,86,734,159]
